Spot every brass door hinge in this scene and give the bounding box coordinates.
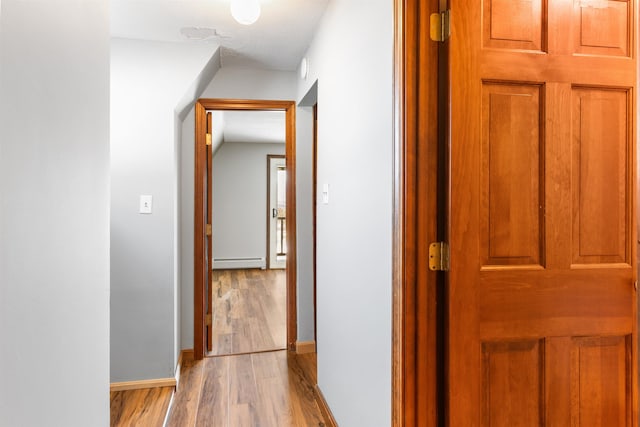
[206,314,212,326]
[206,224,212,236]
[206,133,212,146]
[429,242,450,271]
[430,10,451,42]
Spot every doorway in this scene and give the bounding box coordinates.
[193,99,297,360]
[207,111,288,357]
[267,155,287,270]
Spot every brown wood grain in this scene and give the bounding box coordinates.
[314,385,338,427]
[448,0,638,425]
[194,101,208,359]
[209,269,286,357]
[196,356,230,427]
[110,378,176,392]
[392,0,441,426]
[165,358,204,427]
[166,351,325,427]
[206,111,214,353]
[284,103,298,351]
[110,387,173,427]
[398,0,638,425]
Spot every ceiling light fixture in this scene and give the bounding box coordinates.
[230,0,261,25]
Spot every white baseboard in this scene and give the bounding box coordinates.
[213,257,265,269]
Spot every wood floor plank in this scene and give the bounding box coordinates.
[110,386,173,427]
[210,269,286,357]
[214,333,233,355]
[285,354,325,427]
[255,376,295,426]
[251,351,282,379]
[294,353,317,386]
[195,357,229,427]
[165,357,205,427]
[229,354,259,405]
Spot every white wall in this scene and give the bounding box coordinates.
[212,142,285,263]
[296,1,394,425]
[180,67,305,348]
[110,38,219,381]
[0,1,110,425]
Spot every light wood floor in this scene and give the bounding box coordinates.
[110,386,173,427]
[209,269,286,356]
[166,351,324,427]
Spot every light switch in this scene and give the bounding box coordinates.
[322,184,329,205]
[139,195,153,214]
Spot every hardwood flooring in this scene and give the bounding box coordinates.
[166,351,325,427]
[209,269,286,356]
[111,269,305,427]
[110,386,173,427]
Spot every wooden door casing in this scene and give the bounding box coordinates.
[392,0,442,425]
[206,112,213,353]
[448,0,638,426]
[194,99,297,360]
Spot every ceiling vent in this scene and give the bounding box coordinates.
[180,27,229,41]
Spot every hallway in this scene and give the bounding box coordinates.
[110,351,323,426]
[166,351,324,426]
[111,268,323,426]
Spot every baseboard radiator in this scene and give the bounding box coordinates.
[213,257,266,270]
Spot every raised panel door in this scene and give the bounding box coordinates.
[448,0,637,425]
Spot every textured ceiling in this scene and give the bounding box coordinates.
[111,0,329,71]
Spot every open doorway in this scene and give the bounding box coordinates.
[193,99,297,360]
[206,111,288,357]
[267,155,287,270]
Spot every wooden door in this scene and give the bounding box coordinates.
[448,0,638,425]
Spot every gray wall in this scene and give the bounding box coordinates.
[110,38,219,382]
[294,106,316,343]
[212,142,286,263]
[180,67,306,349]
[296,0,394,425]
[0,1,111,425]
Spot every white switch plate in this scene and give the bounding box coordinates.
[322,184,329,204]
[139,195,153,214]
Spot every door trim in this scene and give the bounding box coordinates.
[392,0,441,426]
[266,154,286,270]
[194,98,297,360]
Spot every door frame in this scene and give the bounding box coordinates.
[266,154,286,270]
[392,0,442,426]
[194,98,297,360]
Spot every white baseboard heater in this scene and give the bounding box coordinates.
[213,257,266,270]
